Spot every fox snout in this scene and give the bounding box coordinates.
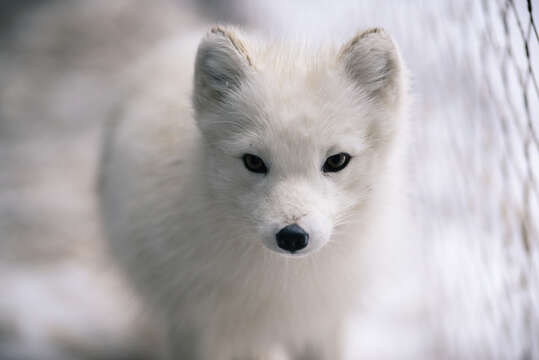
[275,224,309,253]
[255,180,334,256]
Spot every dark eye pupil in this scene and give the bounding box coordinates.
[243,154,267,174]
[323,152,350,173]
[329,154,344,167]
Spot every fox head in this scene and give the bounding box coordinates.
[192,26,407,256]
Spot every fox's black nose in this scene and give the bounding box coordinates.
[276,224,309,253]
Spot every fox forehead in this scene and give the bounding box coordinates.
[217,114,369,168]
[214,69,372,156]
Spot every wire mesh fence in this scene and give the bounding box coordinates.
[472,0,539,357]
[481,0,538,254]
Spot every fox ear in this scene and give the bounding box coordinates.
[338,28,404,105]
[193,26,253,114]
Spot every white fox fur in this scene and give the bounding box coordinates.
[99,26,409,359]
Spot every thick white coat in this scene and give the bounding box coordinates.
[99,26,410,359]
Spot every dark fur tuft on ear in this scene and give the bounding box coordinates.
[339,28,404,105]
[193,26,252,115]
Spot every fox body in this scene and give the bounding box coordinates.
[99,26,408,359]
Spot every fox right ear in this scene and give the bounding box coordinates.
[338,28,404,107]
[193,26,253,115]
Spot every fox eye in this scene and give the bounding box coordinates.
[243,154,268,174]
[322,153,351,173]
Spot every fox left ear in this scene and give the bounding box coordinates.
[193,26,253,116]
[338,28,405,107]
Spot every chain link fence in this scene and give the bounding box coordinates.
[424,0,539,357]
[479,0,538,357]
[481,0,538,258]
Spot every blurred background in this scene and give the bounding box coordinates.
[0,0,537,359]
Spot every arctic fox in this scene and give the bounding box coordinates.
[99,26,408,359]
